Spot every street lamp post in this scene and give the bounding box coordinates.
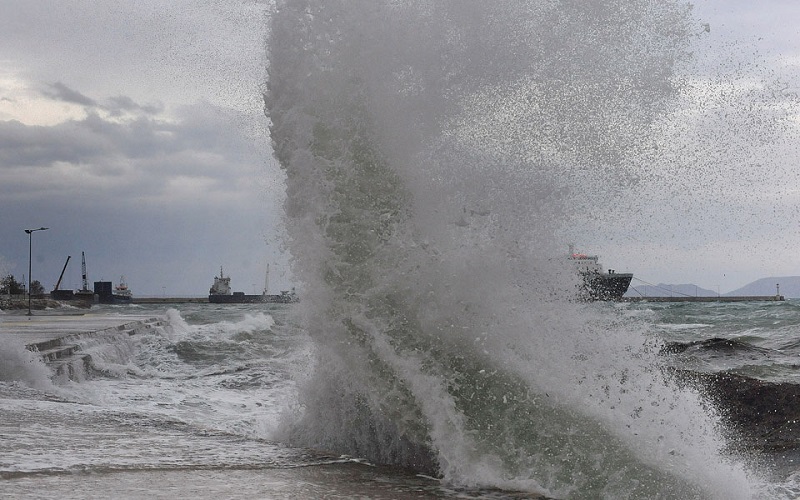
[24,227,49,316]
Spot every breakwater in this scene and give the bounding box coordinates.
[0,312,167,381]
[623,295,785,303]
[133,297,208,304]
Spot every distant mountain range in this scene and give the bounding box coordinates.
[727,277,800,298]
[625,276,800,299]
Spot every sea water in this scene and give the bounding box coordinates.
[0,302,548,499]
[1,302,800,498]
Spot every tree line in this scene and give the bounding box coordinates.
[1,275,45,296]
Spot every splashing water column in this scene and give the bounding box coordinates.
[266,1,759,497]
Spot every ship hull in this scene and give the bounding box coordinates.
[111,294,133,304]
[209,293,297,304]
[583,272,633,301]
[209,293,266,304]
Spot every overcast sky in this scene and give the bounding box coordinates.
[0,1,799,297]
[598,0,800,293]
[0,0,290,297]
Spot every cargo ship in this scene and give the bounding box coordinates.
[568,245,633,300]
[208,267,298,304]
[112,276,133,303]
[93,277,133,304]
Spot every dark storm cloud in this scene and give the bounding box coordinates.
[0,111,180,170]
[0,119,105,168]
[0,99,251,177]
[41,81,96,106]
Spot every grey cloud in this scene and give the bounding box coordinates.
[0,103,244,168]
[105,95,164,117]
[42,81,96,106]
[39,84,164,117]
[0,119,107,168]
[0,101,265,206]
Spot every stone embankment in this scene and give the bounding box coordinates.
[0,297,90,310]
[1,313,166,380]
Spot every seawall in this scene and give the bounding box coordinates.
[133,297,208,304]
[1,312,167,380]
[622,295,785,303]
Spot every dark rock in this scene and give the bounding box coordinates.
[675,370,800,453]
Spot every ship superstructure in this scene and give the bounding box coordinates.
[209,267,232,296]
[568,244,633,300]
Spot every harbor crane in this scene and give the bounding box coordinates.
[81,251,89,292]
[53,255,71,292]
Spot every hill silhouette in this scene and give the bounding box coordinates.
[726,276,800,298]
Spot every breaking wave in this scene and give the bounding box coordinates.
[265,1,765,497]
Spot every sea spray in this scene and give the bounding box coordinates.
[0,337,55,391]
[266,1,757,496]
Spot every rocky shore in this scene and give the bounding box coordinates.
[674,370,800,456]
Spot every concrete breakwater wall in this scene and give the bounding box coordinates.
[14,316,168,381]
[622,295,785,303]
[132,297,208,304]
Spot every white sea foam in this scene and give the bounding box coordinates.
[47,307,295,444]
[0,337,55,391]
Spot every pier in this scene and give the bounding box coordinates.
[622,295,784,303]
[132,297,208,304]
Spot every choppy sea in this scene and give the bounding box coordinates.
[1,300,800,498]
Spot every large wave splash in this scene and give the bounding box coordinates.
[0,337,55,390]
[265,1,756,497]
